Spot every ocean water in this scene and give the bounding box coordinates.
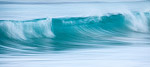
[0,1,150,67]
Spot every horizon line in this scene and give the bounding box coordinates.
[0,1,148,4]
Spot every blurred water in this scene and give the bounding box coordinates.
[0,1,150,67]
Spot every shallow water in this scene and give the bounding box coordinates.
[0,1,150,67]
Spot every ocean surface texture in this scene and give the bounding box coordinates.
[0,1,150,67]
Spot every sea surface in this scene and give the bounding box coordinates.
[0,1,150,67]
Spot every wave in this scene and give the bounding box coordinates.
[0,12,149,39]
[0,11,150,54]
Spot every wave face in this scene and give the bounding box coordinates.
[0,11,150,54]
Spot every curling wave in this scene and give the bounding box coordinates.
[0,11,150,54]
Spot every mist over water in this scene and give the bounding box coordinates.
[0,1,150,67]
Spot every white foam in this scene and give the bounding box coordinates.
[0,18,54,40]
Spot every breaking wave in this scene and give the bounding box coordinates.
[0,11,150,54]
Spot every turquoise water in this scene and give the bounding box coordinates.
[0,1,150,67]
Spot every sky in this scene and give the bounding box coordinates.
[0,0,148,2]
